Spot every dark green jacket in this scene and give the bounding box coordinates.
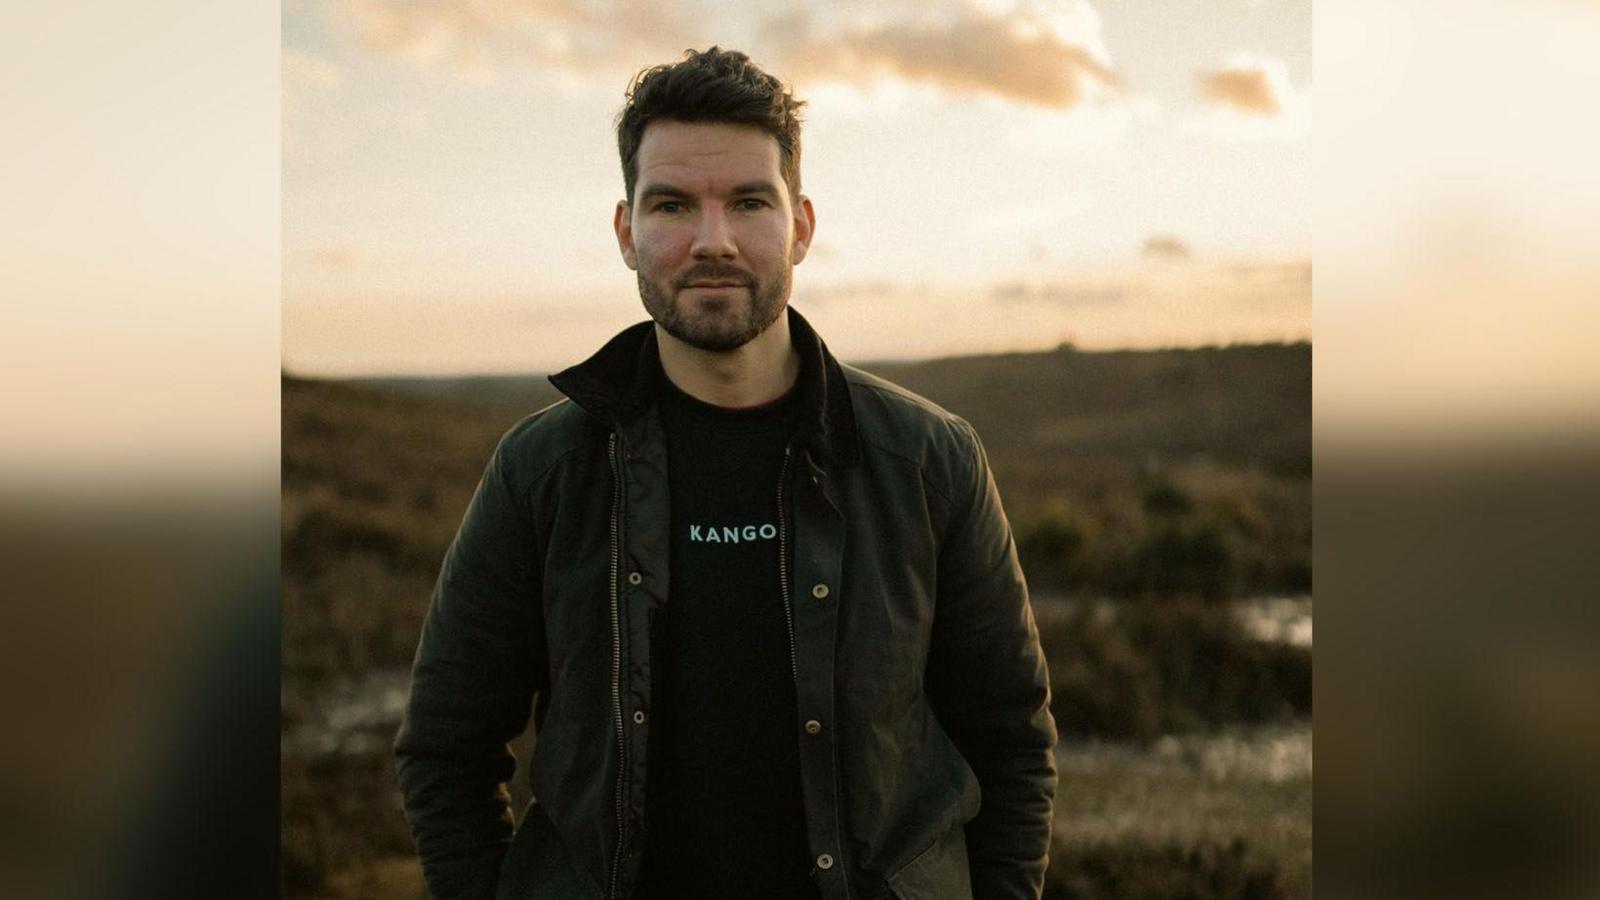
[395,308,1057,900]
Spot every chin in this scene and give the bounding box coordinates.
[681,325,754,353]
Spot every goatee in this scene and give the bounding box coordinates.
[638,263,790,353]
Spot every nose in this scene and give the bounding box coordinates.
[690,207,737,260]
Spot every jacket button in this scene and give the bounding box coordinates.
[816,853,834,870]
[628,572,642,586]
[633,709,646,725]
[811,583,829,600]
[804,719,822,735]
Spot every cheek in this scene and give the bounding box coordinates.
[634,229,689,271]
[744,225,793,264]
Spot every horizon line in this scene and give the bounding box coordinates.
[282,337,1312,382]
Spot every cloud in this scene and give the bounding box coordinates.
[328,0,1124,110]
[1196,62,1283,115]
[1143,234,1192,260]
[1187,54,1309,142]
[339,0,465,67]
[769,2,1122,110]
[332,0,700,81]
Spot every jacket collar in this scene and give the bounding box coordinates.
[548,306,861,468]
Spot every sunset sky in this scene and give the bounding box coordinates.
[282,0,1310,375]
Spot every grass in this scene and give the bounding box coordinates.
[1052,726,1313,899]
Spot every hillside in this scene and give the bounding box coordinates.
[325,342,1311,598]
[346,341,1310,476]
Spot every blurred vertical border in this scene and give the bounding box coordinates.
[3,2,1600,899]
[0,2,281,899]
[1314,1,1600,898]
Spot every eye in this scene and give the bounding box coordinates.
[654,200,686,214]
[735,197,771,211]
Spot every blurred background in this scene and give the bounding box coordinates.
[4,1,1600,899]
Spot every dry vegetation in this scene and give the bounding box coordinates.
[283,342,1311,899]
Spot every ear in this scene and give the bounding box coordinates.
[614,200,638,270]
[790,194,816,265]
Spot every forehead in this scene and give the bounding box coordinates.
[634,120,783,192]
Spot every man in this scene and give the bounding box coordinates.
[395,47,1057,900]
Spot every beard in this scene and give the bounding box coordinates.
[638,260,790,353]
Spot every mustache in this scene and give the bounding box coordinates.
[674,264,755,288]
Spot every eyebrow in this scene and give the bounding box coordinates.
[730,180,781,198]
[636,180,782,204]
[636,184,692,204]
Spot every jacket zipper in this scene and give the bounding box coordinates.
[777,444,799,685]
[606,432,628,899]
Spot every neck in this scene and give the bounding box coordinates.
[656,312,800,409]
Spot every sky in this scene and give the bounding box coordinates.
[282,0,1311,376]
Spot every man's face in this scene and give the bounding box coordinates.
[614,120,815,353]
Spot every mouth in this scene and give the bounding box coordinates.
[685,281,746,289]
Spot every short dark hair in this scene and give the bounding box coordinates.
[615,47,805,203]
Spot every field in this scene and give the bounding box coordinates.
[283,341,1311,898]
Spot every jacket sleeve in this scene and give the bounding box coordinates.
[394,431,548,900]
[927,418,1058,899]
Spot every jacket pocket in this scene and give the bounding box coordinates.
[497,801,604,900]
[886,824,973,900]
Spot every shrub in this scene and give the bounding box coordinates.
[1044,837,1286,900]
[1017,512,1090,592]
[1141,480,1194,519]
[1117,523,1235,601]
[283,752,416,898]
[1043,604,1162,740]
[1125,600,1311,729]
[1040,601,1311,741]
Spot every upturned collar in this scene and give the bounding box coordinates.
[548,306,861,469]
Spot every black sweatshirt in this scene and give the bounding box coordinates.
[635,374,819,900]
